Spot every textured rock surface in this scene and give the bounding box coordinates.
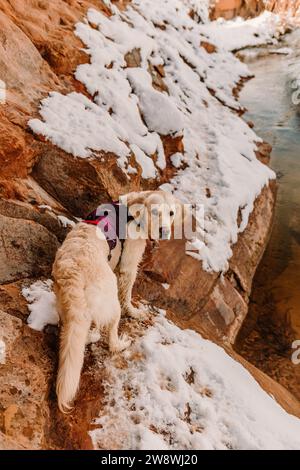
[210,0,265,20]
[0,213,59,284]
[136,181,276,344]
[0,309,51,449]
[0,0,297,450]
[267,0,300,18]
[211,0,300,20]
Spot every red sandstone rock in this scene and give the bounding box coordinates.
[201,41,217,54]
[0,0,297,450]
[210,0,265,20]
[211,0,300,21]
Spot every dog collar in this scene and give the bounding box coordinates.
[83,202,133,259]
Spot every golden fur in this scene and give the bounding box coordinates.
[52,190,180,412]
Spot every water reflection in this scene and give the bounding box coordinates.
[235,30,300,400]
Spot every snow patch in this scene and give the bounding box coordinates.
[0,340,6,365]
[170,153,183,169]
[57,215,76,228]
[22,280,59,331]
[130,144,157,179]
[38,204,53,211]
[204,12,283,52]
[270,47,293,55]
[20,281,300,450]
[91,312,300,450]
[22,282,100,344]
[127,67,184,137]
[162,283,170,290]
[28,1,279,271]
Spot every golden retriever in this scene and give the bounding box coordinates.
[53,190,181,412]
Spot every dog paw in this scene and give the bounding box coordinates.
[126,306,146,320]
[125,303,147,319]
[110,334,131,353]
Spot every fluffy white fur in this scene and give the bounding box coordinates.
[53,190,180,412]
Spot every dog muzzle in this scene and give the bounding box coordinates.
[160,227,171,240]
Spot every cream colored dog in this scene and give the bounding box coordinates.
[53,190,181,412]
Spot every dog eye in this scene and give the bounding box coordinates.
[170,210,174,217]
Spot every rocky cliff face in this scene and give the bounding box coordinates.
[211,0,300,20]
[210,0,265,20]
[267,0,300,17]
[0,0,297,450]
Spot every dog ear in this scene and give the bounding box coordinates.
[120,192,145,208]
[120,191,155,220]
[120,192,150,228]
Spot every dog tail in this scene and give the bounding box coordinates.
[56,288,90,413]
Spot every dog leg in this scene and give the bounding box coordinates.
[86,327,101,345]
[118,238,146,318]
[108,315,131,353]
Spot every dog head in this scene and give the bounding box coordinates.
[121,190,183,240]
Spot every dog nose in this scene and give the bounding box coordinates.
[159,226,171,240]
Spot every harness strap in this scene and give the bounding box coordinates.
[83,202,133,260]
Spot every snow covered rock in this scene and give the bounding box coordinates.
[0,0,296,451]
[29,1,279,272]
[91,312,300,450]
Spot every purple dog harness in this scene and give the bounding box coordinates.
[83,202,131,259]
